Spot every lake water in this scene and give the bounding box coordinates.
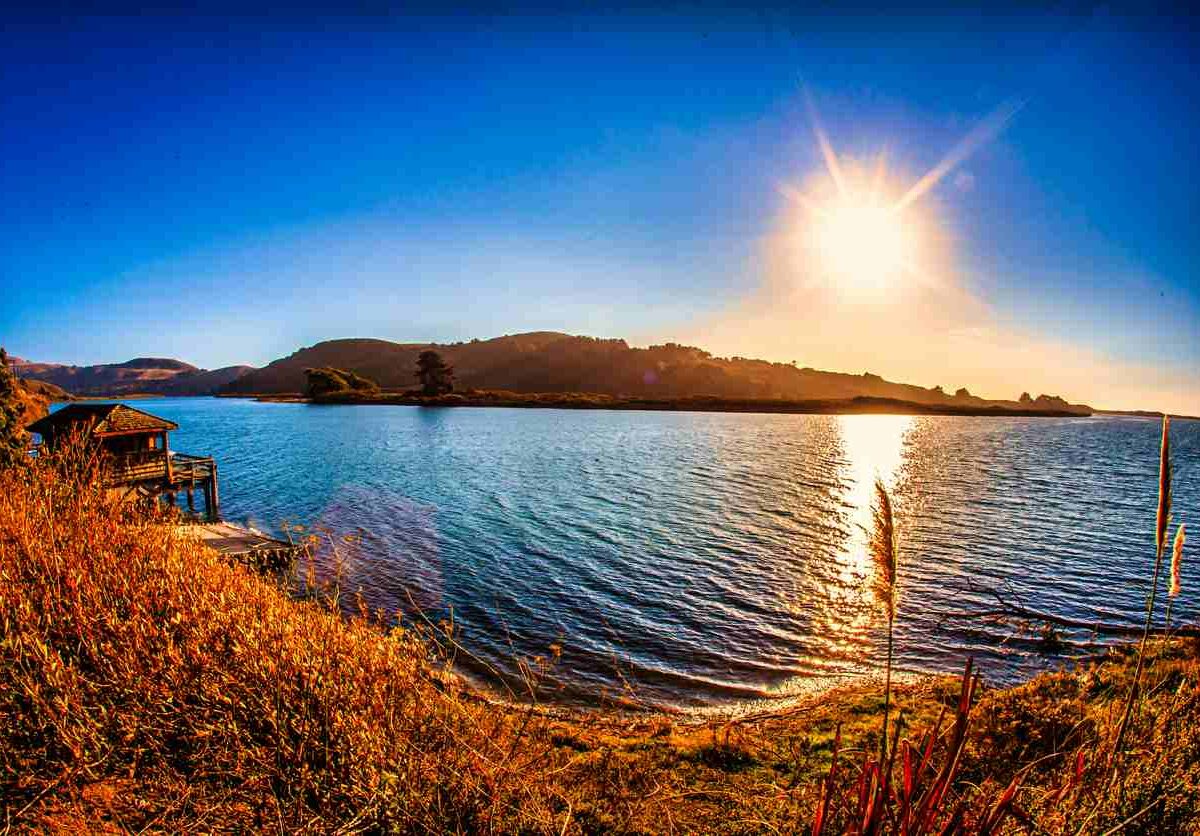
[65,399,1199,709]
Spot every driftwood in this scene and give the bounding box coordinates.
[935,587,1200,640]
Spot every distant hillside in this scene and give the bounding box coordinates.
[225,332,1092,415]
[20,378,72,403]
[157,365,256,396]
[14,358,254,397]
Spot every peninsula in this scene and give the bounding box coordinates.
[233,333,1092,416]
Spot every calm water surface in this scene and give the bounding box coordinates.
[83,399,1200,708]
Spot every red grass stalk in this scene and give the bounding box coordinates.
[810,658,1024,835]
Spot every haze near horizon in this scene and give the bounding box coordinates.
[2,7,1197,413]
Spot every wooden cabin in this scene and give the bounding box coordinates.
[28,404,221,522]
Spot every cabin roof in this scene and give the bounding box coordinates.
[27,403,178,437]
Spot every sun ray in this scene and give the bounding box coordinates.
[892,98,1025,213]
[805,89,848,199]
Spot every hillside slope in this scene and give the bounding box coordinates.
[15,358,254,396]
[13,379,52,426]
[225,332,1091,414]
[19,378,71,404]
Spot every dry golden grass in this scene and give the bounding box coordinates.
[2,442,1198,833]
[0,449,569,832]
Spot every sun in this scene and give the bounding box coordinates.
[779,92,1022,299]
[782,169,930,299]
[814,203,912,291]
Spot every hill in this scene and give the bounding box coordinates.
[226,332,1092,414]
[18,378,72,403]
[14,357,254,397]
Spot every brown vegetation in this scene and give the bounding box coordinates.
[303,366,381,399]
[2,449,564,832]
[1,349,48,467]
[267,388,1091,418]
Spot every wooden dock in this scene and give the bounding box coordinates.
[184,522,299,570]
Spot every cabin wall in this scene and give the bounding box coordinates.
[101,433,162,455]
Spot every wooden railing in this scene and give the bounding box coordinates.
[105,450,169,485]
[170,453,216,483]
[103,451,215,486]
[27,444,215,488]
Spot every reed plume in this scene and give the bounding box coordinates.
[869,477,899,768]
[1113,415,1172,759]
[870,478,898,619]
[1165,524,1186,632]
[1169,524,1186,599]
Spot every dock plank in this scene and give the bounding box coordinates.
[182,522,298,570]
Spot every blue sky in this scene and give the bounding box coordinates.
[1,7,1197,410]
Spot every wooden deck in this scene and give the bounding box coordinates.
[103,451,222,522]
[184,522,299,570]
[105,451,216,487]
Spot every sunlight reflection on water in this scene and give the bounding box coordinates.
[804,416,913,684]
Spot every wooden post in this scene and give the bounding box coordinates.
[163,432,174,483]
[208,461,221,522]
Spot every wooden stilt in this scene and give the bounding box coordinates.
[209,463,221,522]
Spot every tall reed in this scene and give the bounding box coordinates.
[870,478,899,768]
[1113,415,1172,756]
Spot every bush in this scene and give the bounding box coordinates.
[303,367,380,399]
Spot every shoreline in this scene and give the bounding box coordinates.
[227,390,1095,418]
[42,391,1199,420]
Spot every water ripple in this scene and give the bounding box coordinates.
[137,399,1200,708]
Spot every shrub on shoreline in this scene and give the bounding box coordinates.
[304,366,380,400]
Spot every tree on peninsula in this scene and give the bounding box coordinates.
[415,351,454,396]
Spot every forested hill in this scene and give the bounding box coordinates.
[223,332,1091,414]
